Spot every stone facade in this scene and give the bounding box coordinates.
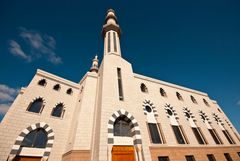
[0,9,240,161]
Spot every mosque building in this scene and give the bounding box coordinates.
[0,9,240,161]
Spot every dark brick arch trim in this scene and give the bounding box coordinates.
[26,97,46,113]
[164,103,179,120]
[9,122,54,158]
[199,110,211,124]
[142,99,158,117]
[107,109,142,145]
[182,107,196,121]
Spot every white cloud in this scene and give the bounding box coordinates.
[0,84,18,118]
[19,27,62,65]
[0,104,10,115]
[0,93,14,102]
[9,40,31,62]
[48,53,62,65]
[237,100,240,106]
[9,27,62,65]
[0,84,18,103]
[0,84,18,95]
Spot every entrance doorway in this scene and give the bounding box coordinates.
[112,146,135,161]
[13,156,42,161]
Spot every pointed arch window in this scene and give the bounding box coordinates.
[190,95,197,104]
[165,104,188,144]
[27,98,44,113]
[114,115,131,137]
[145,105,152,113]
[213,113,235,144]
[199,112,223,144]
[184,111,207,144]
[21,128,48,148]
[203,98,210,106]
[148,123,162,143]
[172,125,186,144]
[176,92,183,101]
[160,88,167,97]
[53,84,61,91]
[38,79,47,86]
[51,103,65,118]
[66,88,73,95]
[140,83,148,93]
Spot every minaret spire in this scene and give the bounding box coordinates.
[102,9,122,57]
[90,55,99,73]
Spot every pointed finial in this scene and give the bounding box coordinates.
[107,9,115,14]
[102,8,121,38]
[105,8,118,25]
[90,55,99,73]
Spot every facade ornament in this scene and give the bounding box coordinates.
[90,55,99,73]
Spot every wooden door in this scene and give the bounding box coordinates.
[13,156,42,161]
[112,146,135,161]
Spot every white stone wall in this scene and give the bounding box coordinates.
[0,69,80,161]
[133,73,240,146]
[0,56,239,161]
[72,72,98,150]
[94,53,240,161]
[95,55,153,161]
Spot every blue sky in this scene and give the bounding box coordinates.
[0,0,239,132]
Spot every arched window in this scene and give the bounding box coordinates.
[185,112,191,119]
[145,105,152,113]
[140,83,148,93]
[27,98,44,113]
[53,84,61,91]
[190,95,197,104]
[160,88,167,97]
[66,88,73,95]
[176,92,183,101]
[51,103,65,118]
[167,109,173,116]
[203,98,210,106]
[183,109,207,145]
[218,108,222,113]
[38,79,47,86]
[201,115,206,121]
[21,128,48,148]
[114,115,131,137]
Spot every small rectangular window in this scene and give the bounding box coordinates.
[224,153,233,161]
[113,32,117,52]
[207,154,216,161]
[237,152,240,157]
[158,156,170,161]
[108,32,111,52]
[192,127,205,144]
[148,123,162,143]
[117,68,124,101]
[222,130,235,144]
[172,125,186,144]
[208,129,222,144]
[185,155,195,161]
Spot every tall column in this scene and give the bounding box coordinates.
[135,145,144,161]
[102,9,122,57]
[107,144,113,161]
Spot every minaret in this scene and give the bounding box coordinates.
[90,55,99,72]
[102,9,122,57]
